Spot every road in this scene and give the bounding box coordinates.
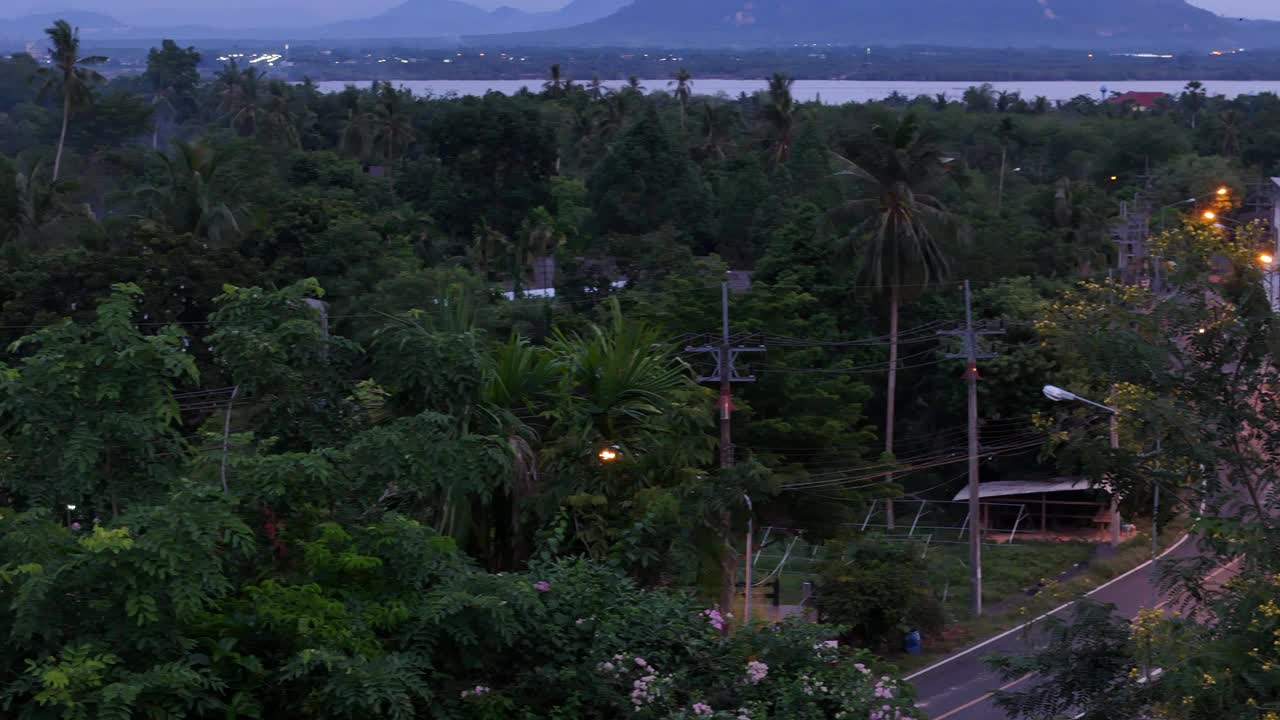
[906,533,1212,720]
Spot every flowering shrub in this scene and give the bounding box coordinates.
[0,509,922,720]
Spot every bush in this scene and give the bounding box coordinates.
[813,538,945,652]
[0,499,924,720]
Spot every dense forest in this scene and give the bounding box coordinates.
[1,21,1280,720]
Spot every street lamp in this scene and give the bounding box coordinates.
[1203,210,1218,222]
[597,445,621,464]
[1042,385,1122,547]
[65,503,76,525]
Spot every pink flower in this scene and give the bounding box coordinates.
[692,702,714,716]
[703,607,726,631]
[533,581,552,592]
[745,660,769,685]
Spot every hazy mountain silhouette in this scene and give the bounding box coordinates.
[497,0,1280,48]
[313,0,630,38]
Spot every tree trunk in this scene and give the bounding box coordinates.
[54,92,71,182]
[997,145,1007,211]
[884,285,899,529]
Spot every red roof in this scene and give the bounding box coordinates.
[1107,91,1168,108]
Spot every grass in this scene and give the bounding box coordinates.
[740,513,1192,672]
[892,513,1192,673]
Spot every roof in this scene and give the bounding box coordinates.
[952,478,1093,502]
[1107,91,1168,108]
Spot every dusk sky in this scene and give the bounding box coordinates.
[6,0,1280,27]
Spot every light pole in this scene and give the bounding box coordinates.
[65,503,76,526]
[1043,385,1122,547]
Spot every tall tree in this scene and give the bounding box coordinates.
[1181,80,1207,129]
[996,116,1016,210]
[831,113,953,526]
[761,73,795,165]
[669,68,693,130]
[366,82,416,182]
[143,39,200,149]
[38,20,106,181]
[544,63,568,98]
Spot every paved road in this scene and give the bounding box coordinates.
[907,534,1206,720]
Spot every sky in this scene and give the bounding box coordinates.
[6,0,1280,28]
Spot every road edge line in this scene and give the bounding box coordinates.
[904,531,1192,681]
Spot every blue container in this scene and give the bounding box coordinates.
[904,630,922,655]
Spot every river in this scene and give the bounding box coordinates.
[314,78,1280,103]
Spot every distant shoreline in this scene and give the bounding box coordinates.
[311,78,1280,103]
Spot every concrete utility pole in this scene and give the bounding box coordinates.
[940,280,1003,617]
[686,282,764,623]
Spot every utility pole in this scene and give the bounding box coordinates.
[1109,385,1122,548]
[939,280,1003,617]
[686,282,764,623]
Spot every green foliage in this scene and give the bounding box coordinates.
[0,284,196,513]
[814,538,946,651]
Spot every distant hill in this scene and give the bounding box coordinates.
[491,0,1280,49]
[311,0,631,39]
[3,10,125,40]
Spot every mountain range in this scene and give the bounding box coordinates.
[499,0,1280,49]
[3,0,1278,48]
[0,0,632,43]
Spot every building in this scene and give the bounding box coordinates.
[1106,91,1168,111]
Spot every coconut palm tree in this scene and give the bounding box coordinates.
[218,64,265,136]
[365,82,417,183]
[761,73,795,165]
[544,64,568,98]
[38,21,106,181]
[831,113,953,527]
[260,81,301,150]
[701,102,736,160]
[587,74,606,100]
[1219,109,1242,157]
[670,68,693,129]
[134,141,241,246]
[338,108,369,160]
[1181,80,1207,129]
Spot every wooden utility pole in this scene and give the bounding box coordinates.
[686,282,764,623]
[940,280,1003,617]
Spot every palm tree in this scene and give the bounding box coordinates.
[469,218,512,282]
[8,160,89,248]
[761,73,795,165]
[544,64,568,98]
[1219,109,1242,157]
[831,114,953,528]
[669,68,693,129]
[260,81,301,150]
[996,117,1016,210]
[1181,80,1207,129]
[38,21,106,181]
[587,74,606,100]
[701,102,736,160]
[366,83,417,183]
[338,108,369,160]
[626,76,645,93]
[218,64,265,136]
[134,141,240,246]
[1031,95,1051,114]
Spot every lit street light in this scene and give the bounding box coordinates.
[1043,385,1122,547]
[1203,210,1217,221]
[597,445,621,464]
